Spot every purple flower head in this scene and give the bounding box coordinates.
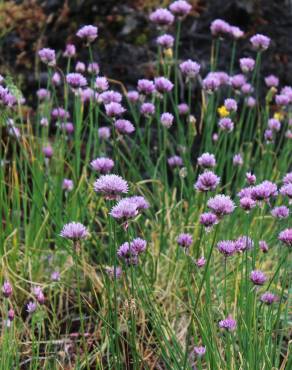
[213,72,230,86]
[238,186,253,199]
[60,222,88,240]
[268,119,281,132]
[283,172,292,185]
[169,1,192,17]
[38,48,56,66]
[230,74,246,89]
[233,154,243,166]
[281,85,292,101]
[62,179,74,192]
[230,26,244,39]
[241,83,254,95]
[239,57,255,73]
[140,102,155,116]
[114,119,135,134]
[219,315,237,331]
[95,77,109,92]
[63,44,76,58]
[32,286,45,305]
[195,171,220,192]
[37,88,50,101]
[177,233,193,248]
[99,90,122,104]
[94,174,128,199]
[75,61,86,72]
[217,240,236,257]
[128,195,150,211]
[240,197,256,212]
[26,301,37,314]
[66,73,87,89]
[105,266,122,279]
[40,118,49,127]
[179,60,200,78]
[202,74,220,93]
[250,34,270,51]
[8,126,20,138]
[61,122,74,134]
[196,256,206,268]
[105,102,125,117]
[235,236,254,252]
[259,240,269,253]
[280,183,292,200]
[246,172,256,185]
[98,126,111,140]
[265,75,279,88]
[161,112,174,128]
[51,271,61,281]
[42,145,53,158]
[278,228,292,247]
[79,88,94,103]
[178,103,189,115]
[246,96,256,108]
[76,25,98,43]
[199,212,218,230]
[250,270,267,285]
[156,34,174,48]
[131,238,147,255]
[264,129,274,142]
[275,94,290,106]
[260,292,278,305]
[137,79,155,95]
[224,98,237,112]
[149,8,174,26]
[8,308,15,321]
[155,77,173,93]
[91,157,114,174]
[2,281,12,298]
[117,242,138,265]
[285,129,292,139]
[110,199,138,220]
[213,133,219,142]
[194,346,206,358]
[51,107,70,120]
[88,62,100,74]
[197,153,216,168]
[127,90,139,102]
[168,155,183,168]
[210,19,231,37]
[52,72,61,85]
[251,181,278,201]
[218,117,234,132]
[207,194,235,217]
[271,206,289,219]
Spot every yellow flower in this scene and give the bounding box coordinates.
[273,112,284,121]
[164,48,173,59]
[218,105,229,117]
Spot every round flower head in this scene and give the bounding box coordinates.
[246,96,256,108]
[259,240,269,253]
[105,266,122,280]
[95,77,109,92]
[8,308,15,321]
[240,197,256,212]
[280,183,292,200]
[131,238,147,255]
[26,301,37,314]
[239,57,255,73]
[63,44,76,58]
[61,122,74,134]
[231,74,246,89]
[271,206,289,219]
[37,88,50,101]
[235,236,254,252]
[177,233,193,248]
[283,172,292,185]
[197,153,216,168]
[51,107,70,120]
[207,194,235,217]
[94,174,128,199]
[161,112,174,128]
[285,129,292,139]
[250,34,270,51]
[237,186,254,199]
[179,60,200,79]
[265,75,279,88]
[168,155,183,168]
[117,241,139,265]
[98,126,111,140]
[199,212,218,230]
[2,281,13,298]
[250,270,267,285]
[110,199,138,220]
[278,228,292,247]
[260,292,278,305]
[127,90,139,102]
[52,72,61,85]
[66,73,87,89]
[233,154,243,166]
[156,34,174,48]
[40,118,49,127]
[169,0,192,17]
[178,103,189,115]
[105,102,125,117]
[212,133,219,142]
[88,62,100,74]
[217,240,236,257]
[60,222,88,240]
[264,129,273,143]
[91,157,114,174]
[62,179,74,192]
[75,61,86,72]
[202,74,220,93]
[99,90,122,104]
[114,119,135,134]
[38,48,56,66]
[224,98,237,112]
[246,172,256,185]
[241,83,254,95]
[275,94,289,106]
[219,315,236,331]
[155,77,173,93]
[230,26,244,39]
[196,256,206,268]
[8,126,20,139]
[149,8,174,26]
[195,171,220,192]
[80,88,94,103]
[194,346,206,358]
[210,19,231,37]
[140,102,155,116]
[218,117,234,132]
[51,271,61,281]
[251,181,278,201]
[42,145,53,159]
[76,25,98,43]
[137,79,155,95]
